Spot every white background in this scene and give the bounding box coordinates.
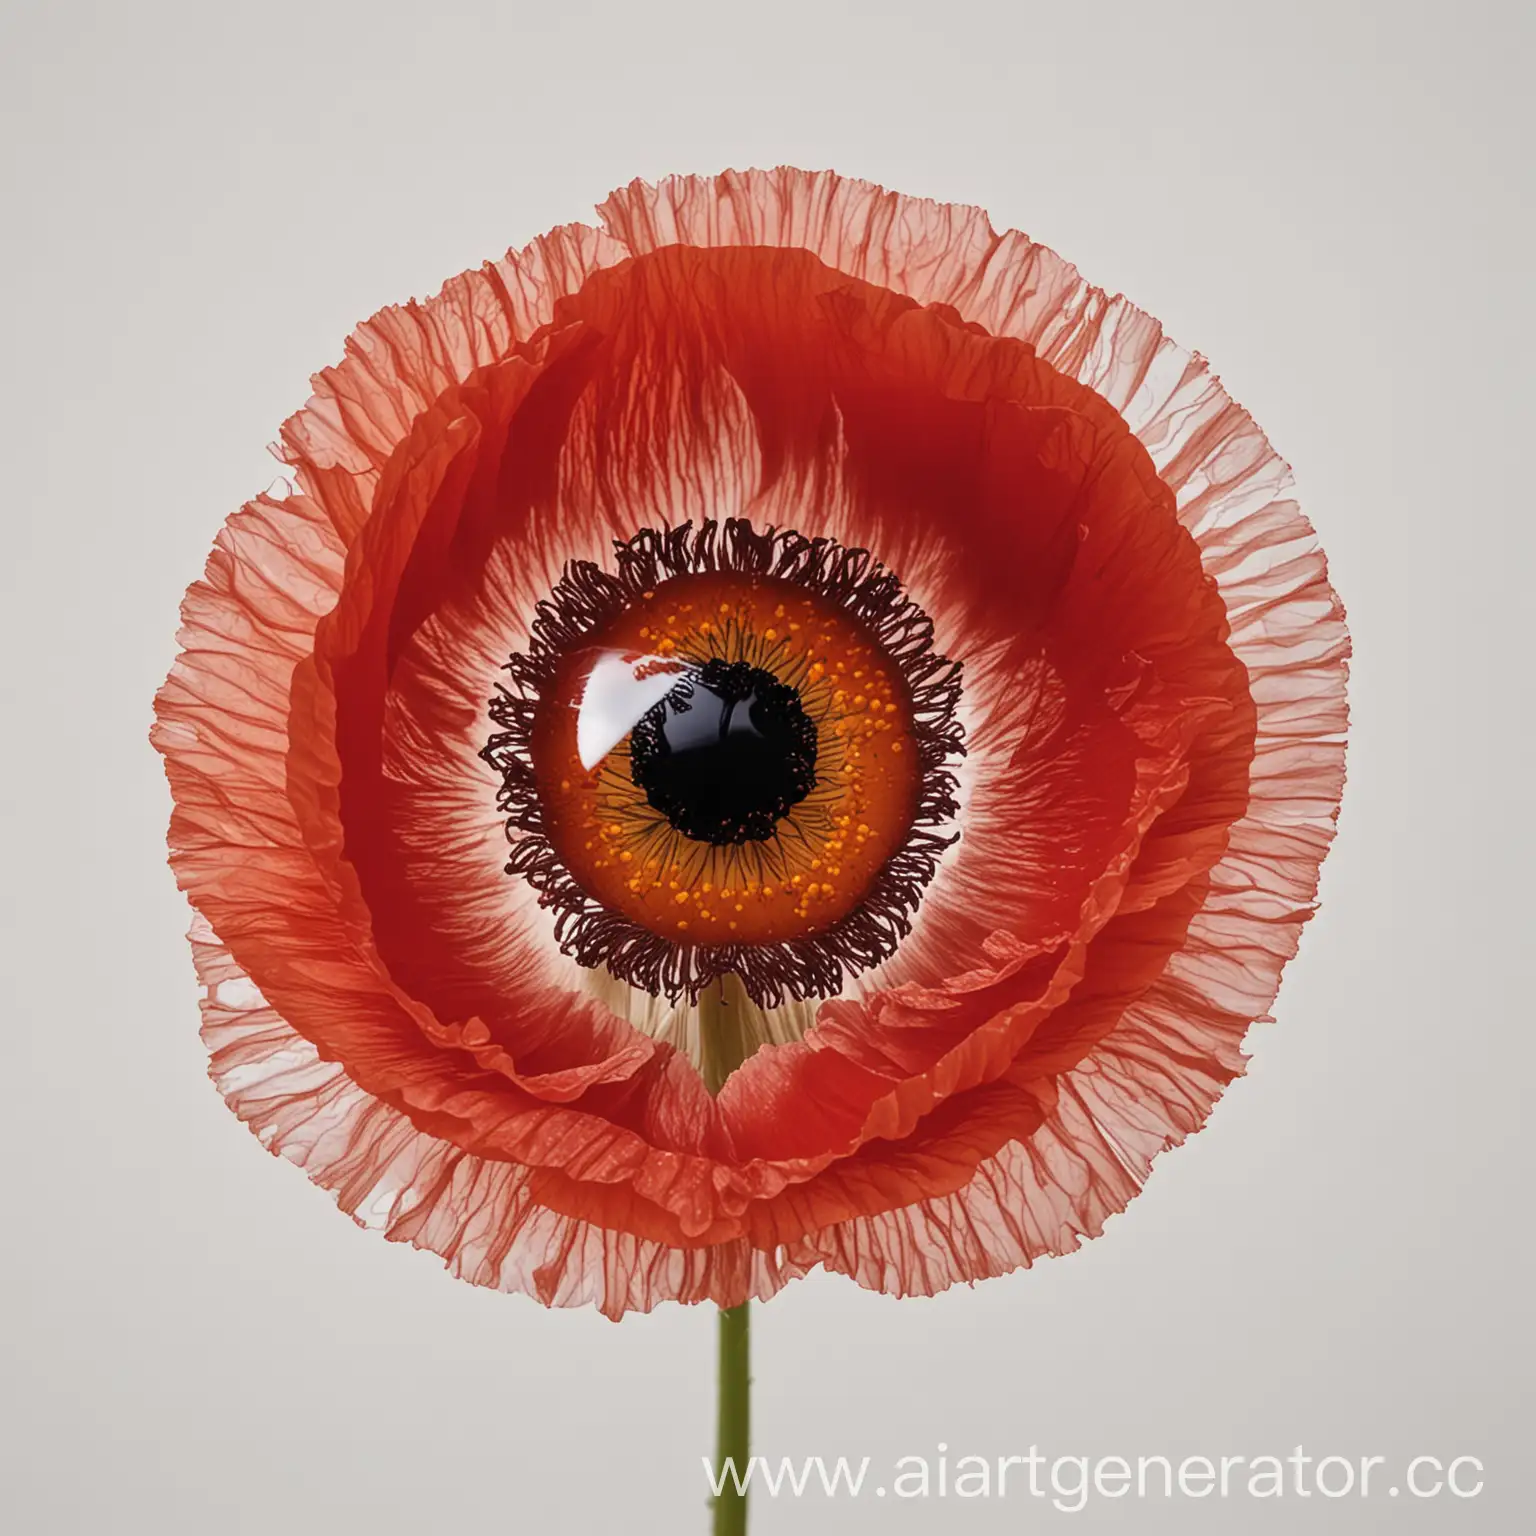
[2,1,1531,1530]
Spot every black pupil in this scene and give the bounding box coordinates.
[629,660,817,844]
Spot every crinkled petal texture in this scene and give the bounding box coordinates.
[154,169,1348,1316]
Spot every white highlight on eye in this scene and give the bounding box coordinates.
[574,650,695,771]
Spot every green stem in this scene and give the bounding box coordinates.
[713,1301,751,1536]
[701,974,752,1533]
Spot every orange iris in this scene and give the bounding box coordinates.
[531,569,922,948]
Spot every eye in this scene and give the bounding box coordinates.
[482,519,964,1006]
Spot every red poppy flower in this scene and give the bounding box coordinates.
[153,168,1348,1319]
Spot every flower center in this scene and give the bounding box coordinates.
[526,569,924,950]
[629,660,817,844]
[483,520,965,1004]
